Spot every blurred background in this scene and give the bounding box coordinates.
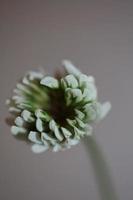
[0,0,133,199]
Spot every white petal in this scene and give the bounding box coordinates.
[62,60,81,76]
[65,88,82,104]
[66,119,76,127]
[49,119,56,130]
[17,83,32,95]
[16,83,26,91]
[100,102,111,120]
[31,144,48,153]
[61,78,68,89]
[65,88,73,105]
[28,131,42,144]
[70,88,82,103]
[49,120,63,141]
[5,99,10,105]
[75,117,86,128]
[12,95,25,103]
[22,77,30,85]
[27,71,44,81]
[82,86,97,101]
[18,103,32,110]
[75,109,85,120]
[21,110,34,122]
[13,89,22,95]
[41,132,56,142]
[36,118,44,132]
[9,107,21,113]
[54,127,64,141]
[11,126,26,135]
[40,76,59,88]
[68,139,79,146]
[35,109,51,121]
[15,117,24,127]
[84,103,100,121]
[35,109,44,118]
[74,127,85,138]
[79,74,95,88]
[61,127,72,138]
[64,75,78,88]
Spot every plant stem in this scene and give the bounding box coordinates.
[83,136,119,200]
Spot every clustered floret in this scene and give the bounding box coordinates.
[6,60,111,153]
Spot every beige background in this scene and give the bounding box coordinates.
[0,1,133,200]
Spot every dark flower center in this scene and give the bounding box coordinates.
[49,89,75,126]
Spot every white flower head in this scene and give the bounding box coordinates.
[6,61,111,153]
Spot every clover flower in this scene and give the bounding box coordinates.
[6,60,111,153]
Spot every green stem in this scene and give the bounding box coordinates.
[83,136,119,200]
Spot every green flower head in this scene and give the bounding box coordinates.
[6,60,111,153]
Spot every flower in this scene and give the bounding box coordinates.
[6,60,111,153]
